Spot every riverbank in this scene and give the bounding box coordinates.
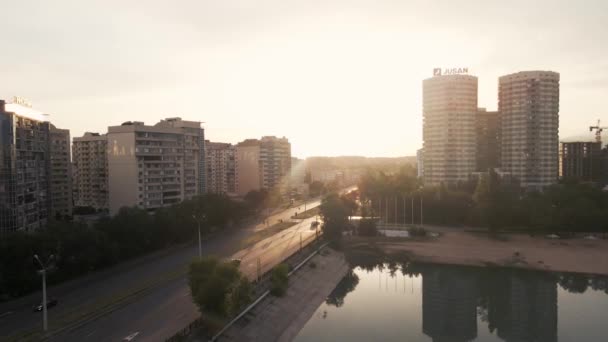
[345,230,608,276]
[217,249,348,342]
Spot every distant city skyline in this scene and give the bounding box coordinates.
[1,0,607,157]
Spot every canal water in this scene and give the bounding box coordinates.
[294,263,608,342]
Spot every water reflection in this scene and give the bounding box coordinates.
[296,260,608,342]
[422,267,479,341]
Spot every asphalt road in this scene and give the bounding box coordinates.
[49,216,320,342]
[0,186,356,341]
[0,187,352,341]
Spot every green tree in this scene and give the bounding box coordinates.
[358,219,378,237]
[319,193,351,241]
[188,256,251,316]
[270,263,289,296]
[309,181,326,197]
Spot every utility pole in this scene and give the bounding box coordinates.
[411,197,414,225]
[420,195,423,227]
[34,254,54,332]
[192,214,206,260]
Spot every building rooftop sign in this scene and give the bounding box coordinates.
[433,67,469,76]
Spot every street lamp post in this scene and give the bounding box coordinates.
[34,254,54,332]
[192,214,206,260]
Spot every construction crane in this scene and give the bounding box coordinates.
[589,119,607,144]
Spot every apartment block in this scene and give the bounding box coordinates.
[107,118,205,215]
[205,141,236,195]
[49,125,73,219]
[0,99,71,233]
[475,108,500,172]
[500,71,560,189]
[422,74,478,186]
[236,136,291,196]
[559,141,602,182]
[73,132,109,211]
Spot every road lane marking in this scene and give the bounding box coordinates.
[0,311,13,318]
[123,331,140,341]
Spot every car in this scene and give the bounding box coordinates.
[230,258,242,267]
[33,298,58,312]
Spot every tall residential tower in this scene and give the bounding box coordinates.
[72,132,109,211]
[0,99,71,233]
[499,71,560,189]
[422,73,477,186]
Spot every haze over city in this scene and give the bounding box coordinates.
[1,0,607,157]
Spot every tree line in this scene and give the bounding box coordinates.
[358,166,608,232]
[0,193,253,301]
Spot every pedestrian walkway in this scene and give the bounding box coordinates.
[219,250,348,342]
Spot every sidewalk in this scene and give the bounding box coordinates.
[218,250,348,342]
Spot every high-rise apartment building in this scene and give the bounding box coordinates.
[559,141,602,182]
[73,132,109,211]
[235,136,291,196]
[205,141,236,195]
[475,108,500,172]
[107,118,205,215]
[499,71,560,189]
[0,99,71,233]
[49,125,73,219]
[422,73,477,186]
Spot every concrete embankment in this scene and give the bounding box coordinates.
[218,249,348,342]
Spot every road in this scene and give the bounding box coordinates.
[0,187,355,341]
[48,217,320,342]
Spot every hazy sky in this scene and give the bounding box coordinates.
[1,0,607,157]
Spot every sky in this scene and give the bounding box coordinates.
[1,0,607,158]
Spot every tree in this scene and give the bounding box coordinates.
[188,256,251,316]
[309,181,326,197]
[319,193,351,241]
[358,219,378,237]
[270,263,289,296]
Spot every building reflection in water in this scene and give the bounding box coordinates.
[420,266,557,342]
[422,267,478,342]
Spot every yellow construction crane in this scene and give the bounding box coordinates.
[589,119,607,143]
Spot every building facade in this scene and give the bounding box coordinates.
[422,74,478,186]
[475,108,500,172]
[559,141,602,182]
[235,136,291,196]
[416,148,424,178]
[0,99,71,233]
[49,125,73,219]
[205,141,236,195]
[73,132,109,211]
[107,118,205,215]
[499,71,560,189]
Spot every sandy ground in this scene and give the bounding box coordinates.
[349,230,608,275]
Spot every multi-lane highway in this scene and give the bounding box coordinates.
[1,186,355,341]
[49,216,321,342]
[0,188,357,342]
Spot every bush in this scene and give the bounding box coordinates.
[358,219,378,237]
[407,226,427,237]
[270,263,289,296]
